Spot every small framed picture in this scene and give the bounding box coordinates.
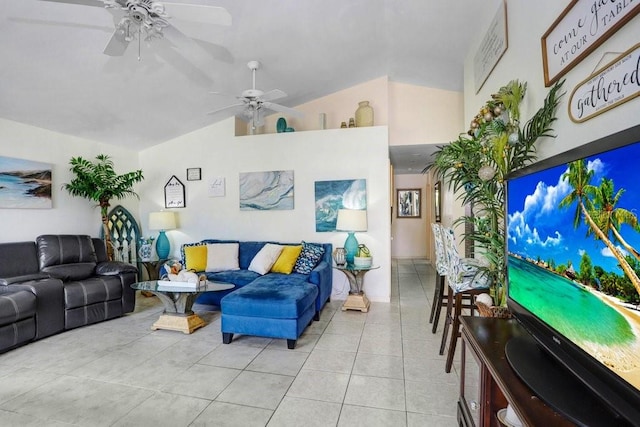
[397,188,421,218]
[187,168,201,181]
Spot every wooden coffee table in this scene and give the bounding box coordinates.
[131,280,234,334]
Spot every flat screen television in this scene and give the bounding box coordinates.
[506,124,640,426]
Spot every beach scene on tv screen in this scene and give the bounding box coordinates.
[507,141,640,391]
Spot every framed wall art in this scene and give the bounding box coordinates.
[0,156,52,209]
[186,167,201,181]
[164,175,185,208]
[314,179,367,231]
[434,181,442,223]
[541,0,639,86]
[473,0,508,93]
[397,188,421,218]
[239,170,294,210]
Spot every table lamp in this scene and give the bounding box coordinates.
[336,209,367,264]
[148,211,176,259]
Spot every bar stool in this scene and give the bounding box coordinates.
[439,225,490,373]
[430,223,480,334]
[429,223,448,333]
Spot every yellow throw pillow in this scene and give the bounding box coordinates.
[183,244,207,272]
[271,245,303,274]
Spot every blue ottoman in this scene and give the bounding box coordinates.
[221,277,318,349]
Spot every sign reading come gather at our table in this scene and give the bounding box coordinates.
[542,0,639,86]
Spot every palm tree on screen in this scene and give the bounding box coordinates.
[588,177,640,261]
[559,160,640,296]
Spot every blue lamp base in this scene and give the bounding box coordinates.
[344,232,359,264]
[155,230,170,259]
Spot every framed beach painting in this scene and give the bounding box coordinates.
[239,170,294,210]
[0,156,52,209]
[314,179,367,232]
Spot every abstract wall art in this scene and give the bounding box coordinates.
[314,179,366,231]
[0,156,52,209]
[239,170,294,210]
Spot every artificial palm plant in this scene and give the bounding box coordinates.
[427,79,564,306]
[64,154,144,261]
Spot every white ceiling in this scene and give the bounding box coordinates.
[0,0,487,173]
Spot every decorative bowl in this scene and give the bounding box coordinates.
[353,256,372,268]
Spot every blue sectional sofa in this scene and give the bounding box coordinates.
[181,240,332,348]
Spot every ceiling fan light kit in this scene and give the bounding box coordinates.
[208,60,304,133]
[41,0,231,58]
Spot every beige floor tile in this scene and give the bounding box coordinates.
[286,369,350,403]
[191,401,273,427]
[344,374,406,411]
[338,405,407,427]
[216,370,294,410]
[268,396,341,427]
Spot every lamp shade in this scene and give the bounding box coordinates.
[148,211,176,231]
[336,209,367,232]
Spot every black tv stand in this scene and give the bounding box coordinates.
[458,316,626,427]
[505,334,619,426]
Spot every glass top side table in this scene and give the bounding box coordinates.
[333,264,379,313]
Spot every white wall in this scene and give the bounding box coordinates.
[138,118,392,302]
[464,0,640,160]
[388,81,464,146]
[0,118,141,243]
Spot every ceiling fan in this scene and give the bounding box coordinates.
[208,60,304,132]
[40,0,231,57]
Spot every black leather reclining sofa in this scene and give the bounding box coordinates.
[0,235,138,353]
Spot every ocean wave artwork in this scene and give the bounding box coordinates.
[315,179,366,232]
[0,156,52,209]
[239,170,294,211]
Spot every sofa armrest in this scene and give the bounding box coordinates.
[95,261,138,276]
[308,260,333,313]
[3,277,65,339]
[0,272,50,286]
[309,260,329,285]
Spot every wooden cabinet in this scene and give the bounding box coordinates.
[458,316,574,427]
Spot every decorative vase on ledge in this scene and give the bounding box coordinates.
[355,100,373,127]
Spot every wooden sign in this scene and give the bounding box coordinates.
[542,0,640,86]
[473,1,508,93]
[569,43,640,123]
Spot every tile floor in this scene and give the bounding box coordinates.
[0,259,461,426]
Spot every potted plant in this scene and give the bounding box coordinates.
[63,154,144,261]
[426,79,564,307]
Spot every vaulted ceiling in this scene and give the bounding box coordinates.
[0,0,488,173]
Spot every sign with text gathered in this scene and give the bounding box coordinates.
[542,0,639,86]
[473,1,508,93]
[569,43,640,122]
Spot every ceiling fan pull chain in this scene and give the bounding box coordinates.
[138,26,142,61]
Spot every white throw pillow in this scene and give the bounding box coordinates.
[248,243,284,275]
[206,243,240,272]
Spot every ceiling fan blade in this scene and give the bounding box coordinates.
[262,102,304,118]
[261,89,287,102]
[207,103,245,116]
[103,28,129,56]
[163,3,232,26]
[38,0,105,6]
